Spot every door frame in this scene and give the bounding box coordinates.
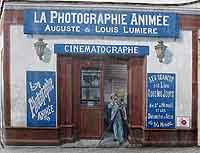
[57,55,146,143]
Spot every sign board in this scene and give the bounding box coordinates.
[27,71,56,127]
[54,44,149,56]
[147,73,175,129]
[24,9,179,38]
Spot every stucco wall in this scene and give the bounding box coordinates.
[10,25,192,127]
[10,26,57,127]
[147,31,192,121]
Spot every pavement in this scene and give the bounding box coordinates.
[0,133,199,153]
[1,146,200,153]
[61,132,131,148]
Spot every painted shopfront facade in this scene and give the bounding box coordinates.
[0,0,199,146]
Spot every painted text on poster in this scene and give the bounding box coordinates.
[27,71,56,127]
[147,73,175,128]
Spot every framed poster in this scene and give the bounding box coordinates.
[147,73,175,128]
[27,71,56,127]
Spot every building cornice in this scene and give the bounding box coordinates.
[3,0,200,6]
[3,1,200,15]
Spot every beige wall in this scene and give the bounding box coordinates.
[10,26,57,127]
[147,31,193,124]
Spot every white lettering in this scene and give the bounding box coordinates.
[121,14,127,25]
[28,78,54,119]
[34,11,46,23]
[130,13,138,25]
[37,105,54,121]
[44,25,80,32]
[157,15,162,26]
[57,12,65,23]
[83,13,90,24]
[50,11,58,23]
[163,16,169,26]
[34,12,40,23]
[34,11,171,29]
[65,13,71,23]
[123,26,158,34]
[104,13,111,24]
[130,14,170,26]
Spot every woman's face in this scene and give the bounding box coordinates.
[113,95,118,101]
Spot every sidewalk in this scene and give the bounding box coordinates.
[61,139,133,148]
[1,146,200,153]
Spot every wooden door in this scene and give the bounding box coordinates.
[79,61,104,139]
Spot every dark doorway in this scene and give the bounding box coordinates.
[102,64,128,145]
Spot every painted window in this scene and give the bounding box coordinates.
[80,69,100,106]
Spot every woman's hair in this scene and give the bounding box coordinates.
[110,93,118,100]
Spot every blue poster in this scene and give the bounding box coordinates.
[27,71,56,127]
[24,9,179,38]
[54,44,149,56]
[147,73,175,128]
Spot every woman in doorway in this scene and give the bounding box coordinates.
[109,93,127,145]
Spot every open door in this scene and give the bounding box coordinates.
[79,61,104,139]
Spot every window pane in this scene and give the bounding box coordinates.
[81,88,100,101]
[88,88,100,100]
[80,69,101,106]
[81,70,100,87]
[81,88,87,100]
